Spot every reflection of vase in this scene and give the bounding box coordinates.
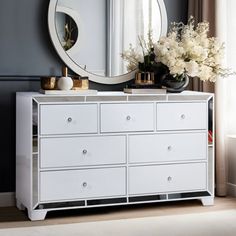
[162,74,189,93]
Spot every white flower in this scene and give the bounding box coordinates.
[199,65,214,81]
[185,61,199,77]
[121,44,144,71]
[169,59,185,75]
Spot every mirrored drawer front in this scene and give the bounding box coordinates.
[100,103,154,133]
[40,104,98,135]
[129,132,207,163]
[156,103,207,130]
[40,135,126,168]
[129,163,206,195]
[40,167,126,202]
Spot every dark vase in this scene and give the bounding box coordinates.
[162,74,189,93]
[151,62,169,88]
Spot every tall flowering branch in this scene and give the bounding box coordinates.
[121,30,156,72]
[121,44,144,71]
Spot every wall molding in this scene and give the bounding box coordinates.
[227,183,236,197]
[0,192,15,207]
[0,76,40,81]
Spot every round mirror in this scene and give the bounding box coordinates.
[48,0,168,84]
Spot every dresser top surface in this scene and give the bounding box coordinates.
[17,91,214,103]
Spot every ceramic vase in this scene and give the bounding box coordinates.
[162,73,189,93]
[57,76,73,90]
[57,66,73,90]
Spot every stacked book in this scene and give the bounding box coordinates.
[124,84,166,94]
[123,88,166,94]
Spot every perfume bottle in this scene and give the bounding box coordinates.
[57,66,73,90]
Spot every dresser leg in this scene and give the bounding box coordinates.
[16,199,26,211]
[201,197,214,206]
[28,209,47,221]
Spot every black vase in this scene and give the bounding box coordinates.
[162,74,189,93]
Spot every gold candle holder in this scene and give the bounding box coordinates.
[135,72,155,85]
[40,77,56,90]
[72,76,89,90]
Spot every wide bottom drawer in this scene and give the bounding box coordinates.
[129,163,206,195]
[40,167,126,202]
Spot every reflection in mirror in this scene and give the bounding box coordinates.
[55,0,163,77]
[48,0,167,84]
[55,12,78,51]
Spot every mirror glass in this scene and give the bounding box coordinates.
[48,0,168,84]
[55,12,78,51]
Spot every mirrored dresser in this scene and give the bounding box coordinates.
[16,91,214,220]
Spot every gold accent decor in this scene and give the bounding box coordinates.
[62,66,68,77]
[72,76,89,90]
[40,77,56,90]
[135,72,155,85]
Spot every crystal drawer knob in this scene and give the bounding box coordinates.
[167,146,172,151]
[167,176,172,182]
[67,117,72,123]
[126,115,131,121]
[82,149,87,155]
[181,114,186,119]
[82,182,87,188]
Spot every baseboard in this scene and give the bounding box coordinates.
[227,183,236,197]
[0,192,15,207]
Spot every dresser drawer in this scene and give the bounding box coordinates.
[40,104,98,135]
[100,103,154,133]
[129,163,206,195]
[40,135,126,168]
[129,132,207,163]
[156,103,207,130]
[40,167,126,202]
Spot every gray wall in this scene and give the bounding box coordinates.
[0,0,188,193]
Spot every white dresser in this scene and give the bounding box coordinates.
[16,91,214,220]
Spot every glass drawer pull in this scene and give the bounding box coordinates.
[67,117,72,122]
[126,115,131,121]
[167,176,172,182]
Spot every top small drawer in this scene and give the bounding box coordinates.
[40,104,98,135]
[156,102,207,131]
[101,103,154,133]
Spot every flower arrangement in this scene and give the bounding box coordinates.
[121,32,156,72]
[121,16,232,83]
[155,16,231,82]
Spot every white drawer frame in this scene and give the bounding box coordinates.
[16,92,214,221]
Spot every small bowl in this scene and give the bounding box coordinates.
[40,77,56,90]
